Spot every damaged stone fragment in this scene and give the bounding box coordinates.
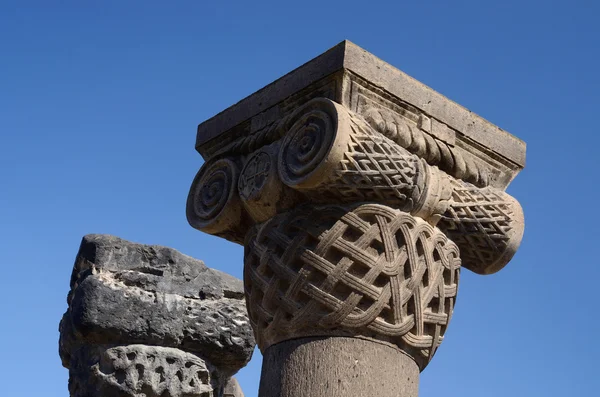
[59,234,253,397]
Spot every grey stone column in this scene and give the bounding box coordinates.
[186,41,526,396]
[259,337,419,397]
[59,234,255,397]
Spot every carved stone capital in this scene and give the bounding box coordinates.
[187,41,526,385]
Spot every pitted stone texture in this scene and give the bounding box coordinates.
[59,234,255,384]
[68,345,213,397]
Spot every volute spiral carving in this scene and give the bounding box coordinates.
[278,100,339,189]
[187,158,245,243]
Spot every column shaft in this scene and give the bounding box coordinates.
[258,337,419,397]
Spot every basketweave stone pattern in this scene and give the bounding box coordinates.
[187,41,525,372]
[245,204,460,370]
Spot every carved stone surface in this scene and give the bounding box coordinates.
[244,203,460,369]
[187,96,524,374]
[59,234,254,396]
[274,100,452,223]
[187,98,524,275]
[186,41,526,395]
[437,178,525,275]
[67,345,213,397]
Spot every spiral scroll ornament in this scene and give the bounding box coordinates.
[244,203,461,370]
[278,99,346,189]
[186,158,243,239]
[306,110,429,214]
[273,99,452,223]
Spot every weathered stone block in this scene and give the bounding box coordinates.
[60,234,253,396]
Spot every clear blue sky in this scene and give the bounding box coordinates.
[1,1,598,396]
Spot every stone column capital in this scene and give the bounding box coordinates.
[186,41,526,394]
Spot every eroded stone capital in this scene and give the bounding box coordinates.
[59,235,254,396]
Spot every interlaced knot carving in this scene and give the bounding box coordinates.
[238,152,272,201]
[244,204,461,369]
